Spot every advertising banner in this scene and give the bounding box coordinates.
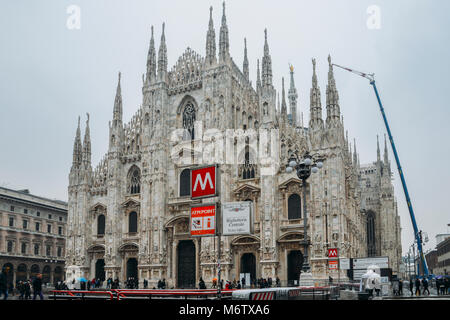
[222,202,252,236]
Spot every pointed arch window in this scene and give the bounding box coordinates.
[129,211,138,233]
[183,102,196,140]
[367,211,376,256]
[241,144,256,180]
[180,168,191,197]
[288,194,301,220]
[128,166,141,194]
[97,214,105,235]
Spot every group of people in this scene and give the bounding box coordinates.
[0,268,45,300]
[125,277,139,289]
[436,277,450,295]
[407,277,449,296]
[207,276,281,290]
[157,278,167,289]
[88,278,103,290]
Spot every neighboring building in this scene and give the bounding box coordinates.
[425,250,438,275]
[65,3,402,288]
[358,135,402,274]
[436,233,450,246]
[0,187,68,287]
[435,236,450,275]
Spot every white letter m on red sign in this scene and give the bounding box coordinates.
[193,172,214,191]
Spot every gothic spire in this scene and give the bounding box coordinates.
[146,26,156,83]
[243,38,249,81]
[113,72,123,123]
[205,6,216,66]
[158,22,168,80]
[353,138,358,166]
[288,64,298,126]
[281,77,287,115]
[326,54,340,126]
[276,92,280,112]
[384,133,389,164]
[261,28,273,87]
[72,116,82,168]
[219,1,229,62]
[309,58,323,129]
[377,134,381,163]
[256,58,261,94]
[82,113,91,168]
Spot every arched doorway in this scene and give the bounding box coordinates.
[16,264,27,283]
[54,266,63,283]
[95,259,105,281]
[240,253,256,285]
[126,258,138,280]
[42,265,51,284]
[30,264,40,280]
[177,240,196,288]
[367,211,376,256]
[2,263,14,285]
[287,250,303,286]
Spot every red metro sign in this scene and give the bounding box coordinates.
[328,248,338,258]
[190,165,219,199]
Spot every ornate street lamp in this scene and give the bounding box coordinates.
[286,152,323,282]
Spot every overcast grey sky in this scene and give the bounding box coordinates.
[1,0,449,256]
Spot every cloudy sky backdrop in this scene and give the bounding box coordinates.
[1,0,449,255]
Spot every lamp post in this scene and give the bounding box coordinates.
[286,152,323,284]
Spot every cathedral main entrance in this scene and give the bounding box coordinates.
[240,253,256,284]
[177,240,195,288]
[287,250,303,286]
[126,258,138,280]
[95,259,105,281]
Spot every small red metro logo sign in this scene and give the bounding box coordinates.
[328,248,338,258]
[191,166,217,199]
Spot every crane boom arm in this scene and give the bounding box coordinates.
[333,63,429,277]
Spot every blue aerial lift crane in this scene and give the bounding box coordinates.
[333,63,429,277]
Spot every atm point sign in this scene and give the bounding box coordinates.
[190,204,216,237]
[191,165,218,199]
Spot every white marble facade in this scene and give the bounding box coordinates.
[65,3,401,288]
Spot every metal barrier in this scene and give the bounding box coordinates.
[112,289,236,300]
[51,290,114,300]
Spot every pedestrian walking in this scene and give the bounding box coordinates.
[8,282,14,297]
[422,278,430,295]
[18,281,25,300]
[445,278,449,295]
[199,277,206,289]
[241,277,245,289]
[32,273,44,300]
[87,279,91,291]
[399,279,403,295]
[409,279,414,296]
[415,278,421,296]
[24,280,32,300]
[0,268,8,300]
[107,277,112,289]
[436,278,441,295]
[143,279,148,289]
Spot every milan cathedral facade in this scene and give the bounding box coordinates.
[65,3,402,288]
